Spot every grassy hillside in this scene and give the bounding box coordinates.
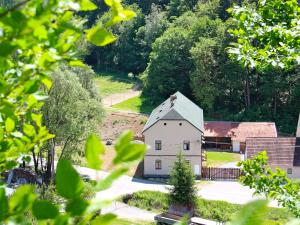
[112,96,153,114]
[94,72,135,97]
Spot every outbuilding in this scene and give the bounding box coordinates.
[203,121,278,152]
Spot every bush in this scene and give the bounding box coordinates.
[196,199,240,222]
[292,179,300,188]
[122,191,168,212]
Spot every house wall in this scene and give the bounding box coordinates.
[232,141,240,152]
[143,120,202,177]
[270,166,300,179]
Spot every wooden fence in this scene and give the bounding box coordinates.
[201,167,242,180]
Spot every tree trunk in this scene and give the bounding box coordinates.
[31,150,39,173]
[44,139,56,184]
[244,69,251,108]
[273,91,277,118]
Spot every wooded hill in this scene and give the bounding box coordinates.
[84,0,299,134]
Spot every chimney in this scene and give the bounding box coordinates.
[297,113,300,137]
[170,94,177,107]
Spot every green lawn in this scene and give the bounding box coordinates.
[111,219,155,225]
[204,151,241,167]
[94,72,135,97]
[122,191,290,224]
[112,96,153,114]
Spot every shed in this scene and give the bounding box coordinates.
[204,122,277,152]
[246,137,300,178]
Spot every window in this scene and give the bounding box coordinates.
[179,122,182,126]
[287,168,293,174]
[155,160,162,170]
[155,140,162,150]
[183,140,190,150]
[164,122,167,126]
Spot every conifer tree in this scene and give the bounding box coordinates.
[168,152,198,207]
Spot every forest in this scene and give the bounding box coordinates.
[83,0,300,134]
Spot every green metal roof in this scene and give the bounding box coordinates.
[142,91,204,133]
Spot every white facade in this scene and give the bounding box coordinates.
[143,119,202,177]
[232,141,240,152]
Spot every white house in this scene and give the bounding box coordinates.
[142,92,204,177]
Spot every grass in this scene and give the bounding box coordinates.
[112,95,154,114]
[204,151,241,167]
[121,191,291,224]
[94,72,135,97]
[111,219,155,225]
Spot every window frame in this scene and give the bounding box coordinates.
[155,160,162,170]
[183,140,190,150]
[155,140,162,150]
[287,168,293,174]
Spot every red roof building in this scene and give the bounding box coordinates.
[246,137,300,178]
[203,121,277,152]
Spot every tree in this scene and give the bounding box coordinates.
[238,151,300,218]
[87,4,146,74]
[166,0,198,18]
[168,153,198,209]
[142,12,196,104]
[0,0,146,224]
[228,0,300,70]
[35,66,104,183]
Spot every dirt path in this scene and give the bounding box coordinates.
[102,90,141,107]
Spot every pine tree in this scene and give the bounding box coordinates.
[168,152,198,208]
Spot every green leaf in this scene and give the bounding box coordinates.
[41,77,52,89]
[85,134,105,170]
[9,185,36,214]
[227,200,268,225]
[69,60,87,67]
[80,0,97,11]
[91,213,117,225]
[5,117,15,132]
[104,0,113,6]
[114,130,133,153]
[113,143,146,165]
[119,9,136,21]
[32,200,59,220]
[113,130,146,164]
[95,167,128,191]
[33,25,48,40]
[54,215,69,225]
[0,188,8,221]
[24,80,39,94]
[23,124,36,137]
[85,26,117,47]
[0,42,15,57]
[56,159,84,199]
[66,198,89,216]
